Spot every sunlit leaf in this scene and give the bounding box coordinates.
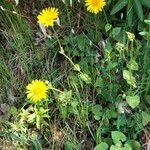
[111,131,126,144]
[126,95,140,109]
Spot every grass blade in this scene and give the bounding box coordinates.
[133,0,144,21]
[110,0,128,15]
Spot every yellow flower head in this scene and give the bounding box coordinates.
[85,0,106,14]
[26,80,48,103]
[37,7,59,27]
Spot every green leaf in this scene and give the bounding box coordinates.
[0,131,22,142]
[144,19,150,25]
[105,41,112,51]
[126,95,140,109]
[29,138,42,150]
[106,107,117,119]
[123,144,132,150]
[28,114,36,123]
[111,131,126,144]
[110,0,128,15]
[133,0,144,21]
[146,95,150,105]
[94,77,103,88]
[74,64,81,72]
[69,101,79,115]
[65,141,77,150]
[123,70,136,87]
[92,105,102,115]
[105,24,112,32]
[79,73,91,84]
[142,111,150,126]
[71,101,78,108]
[139,31,148,36]
[94,142,108,150]
[110,143,132,150]
[126,140,141,150]
[110,144,120,150]
[140,0,150,8]
[111,27,122,38]
[127,0,134,27]
[92,105,102,120]
[127,59,139,71]
[58,90,72,106]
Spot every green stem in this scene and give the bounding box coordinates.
[103,9,108,24]
[53,28,82,73]
[51,87,63,93]
[52,27,62,50]
[59,51,75,67]
[131,41,134,59]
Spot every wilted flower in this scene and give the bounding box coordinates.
[115,42,125,52]
[126,32,135,42]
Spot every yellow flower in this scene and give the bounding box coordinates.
[26,80,48,103]
[37,7,59,27]
[85,0,106,14]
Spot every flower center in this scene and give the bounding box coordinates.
[92,0,99,6]
[33,87,41,95]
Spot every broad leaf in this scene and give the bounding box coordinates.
[111,131,126,144]
[142,111,150,126]
[111,27,121,38]
[94,77,103,88]
[92,105,102,120]
[94,142,108,150]
[126,95,140,109]
[126,140,141,150]
[110,143,132,150]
